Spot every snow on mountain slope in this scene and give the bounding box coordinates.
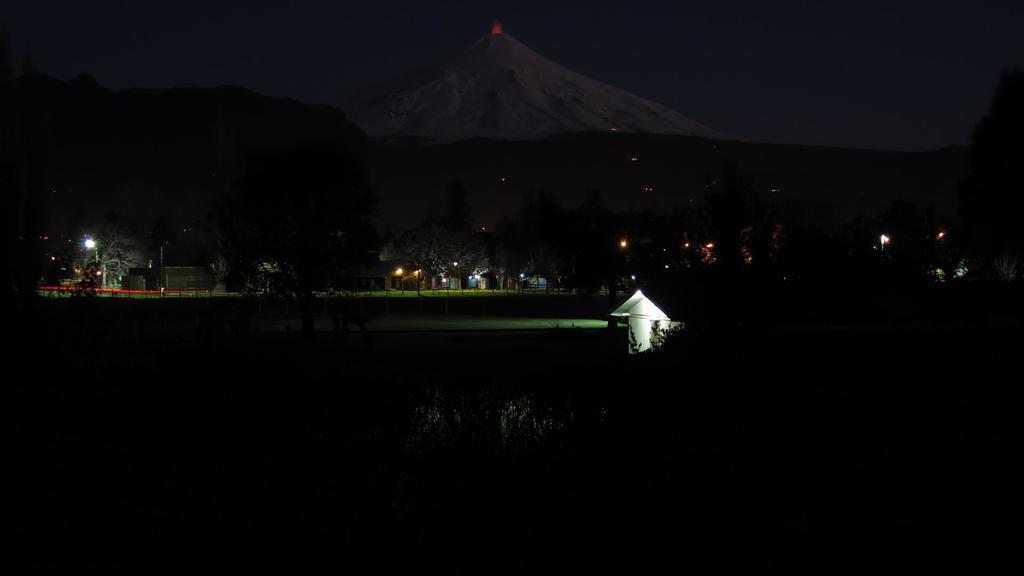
[352,27,721,143]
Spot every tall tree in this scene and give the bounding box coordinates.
[702,163,766,270]
[0,27,15,302]
[960,67,1024,280]
[78,223,145,289]
[219,141,376,337]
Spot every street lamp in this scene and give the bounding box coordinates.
[83,236,102,287]
[394,267,404,291]
[453,261,459,291]
[619,239,628,249]
[880,234,891,252]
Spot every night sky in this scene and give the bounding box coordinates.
[7,0,1023,151]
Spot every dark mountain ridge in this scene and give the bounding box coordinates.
[10,73,968,242]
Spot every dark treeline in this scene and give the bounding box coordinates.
[7,52,1021,319]
[7,65,1021,311]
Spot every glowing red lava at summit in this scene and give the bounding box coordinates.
[491,20,503,35]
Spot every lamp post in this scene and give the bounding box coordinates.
[453,261,459,291]
[83,237,103,288]
[159,241,168,294]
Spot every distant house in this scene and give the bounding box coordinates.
[610,289,683,353]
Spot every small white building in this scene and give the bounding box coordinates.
[610,289,683,353]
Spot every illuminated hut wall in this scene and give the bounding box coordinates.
[610,289,680,353]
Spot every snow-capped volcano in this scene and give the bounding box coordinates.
[352,26,720,143]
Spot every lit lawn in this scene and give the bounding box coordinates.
[253,315,608,333]
[364,315,607,331]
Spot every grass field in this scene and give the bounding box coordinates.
[254,314,609,333]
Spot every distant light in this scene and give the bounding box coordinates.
[683,242,690,249]
[491,20,503,35]
[519,273,525,279]
[936,231,946,240]
[83,237,95,250]
[96,270,102,276]
[630,156,638,162]
[619,239,628,249]
[705,242,714,250]
[630,275,636,281]
[880,234,891,247]
[50,256,56,261]
[394,267,404,275]
[453,261,459,267]
[664,265,669,269]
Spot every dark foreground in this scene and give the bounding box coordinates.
[10,292,1021,574]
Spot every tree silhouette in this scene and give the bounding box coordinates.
[960,67,1024,280]
[219,141,376,337]
[702,163,767,271]
[79,224,145,288]
[0,27,15,302]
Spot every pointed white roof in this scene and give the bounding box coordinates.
[609,289,671,320]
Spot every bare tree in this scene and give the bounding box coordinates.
[396,221,488,289]
[79,226,144,288]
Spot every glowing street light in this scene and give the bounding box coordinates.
[936,231,946,240]
[619,239,628,249]
[880,234,891,251]
[83,237,101,287]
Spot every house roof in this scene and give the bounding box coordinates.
[610,289,672,320]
